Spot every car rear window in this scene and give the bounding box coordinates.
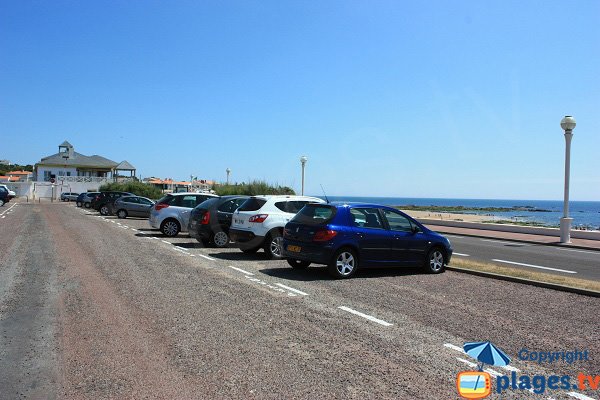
[195,197,219,210]
[274,201,313,213]
[290,205,336,225]
[157,195,175,205]
[238,198,267,212]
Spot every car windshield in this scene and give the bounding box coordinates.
[238,198,267,212]
[290,205,336,225]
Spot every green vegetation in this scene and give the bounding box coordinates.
[396,205,551,213]
[99,181,163,199]
[482,219,557,228]
[0,163,33,175]
[213,180,295,196]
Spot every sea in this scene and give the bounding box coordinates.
[318,197,600,231]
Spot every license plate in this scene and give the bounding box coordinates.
[234,219,244,225]
[287,245,301,253]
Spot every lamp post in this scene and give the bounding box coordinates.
[559,115,576,243]
[300,156,308,195]
[226,168,231,185]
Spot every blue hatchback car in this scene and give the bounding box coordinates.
[282,203,453,278]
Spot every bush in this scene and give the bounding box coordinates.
[98,181,163,199]
[213,180,295,196]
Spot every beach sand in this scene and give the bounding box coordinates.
[400,209,497,223]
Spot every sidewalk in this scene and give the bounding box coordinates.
[424,223,600,251]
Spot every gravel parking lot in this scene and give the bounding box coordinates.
[0,202,598,399]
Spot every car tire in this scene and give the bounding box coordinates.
[328,247,358,279]
[117,209,128,219]
[212,231,229,248]
[287,259,311,269]
[160,219,180,237]
[264,231,284,259]
[76,201,82,207]
[424,248,446,274]
[84,202,91,208]
[0,199,4,207]
[100,205,110,216]
[242,246,260,254]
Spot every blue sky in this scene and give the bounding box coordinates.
[1,0,599,200]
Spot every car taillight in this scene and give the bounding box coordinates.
[248,214,268,223]
[313,230,338,242]
[200,211,210,225]
[155,203,169,211]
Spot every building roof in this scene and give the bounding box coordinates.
[0,176,20,182]
[38,151,118,169]
[7,170,33,175]
[115,160,136,170]
[59,140,73,147]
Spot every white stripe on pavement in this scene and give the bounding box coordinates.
[444,343,520,372]
[456,358,501,377]
[198,254,216,261]
[228,266,254,275]
[0,203,18,216]
[492,259,577,274]
[275,283,308,296]
[567,393,596,400]
[453,252,470,257]
[556,248,599,255]
[338,306,393,327]
[480,239,530,246]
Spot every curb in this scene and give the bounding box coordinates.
[447,266,600,298]
[424,227,600,252]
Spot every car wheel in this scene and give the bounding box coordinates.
[242,246,260,254]
[328,248,358,279]
[117,209,128,219]
[0,199,4,207]
[84,202,91,208]
[424,248,446,274]
[287,259,311,269]
[76,201,82,207]
[100,205,110,216]
[160,219,180,237]
[212,231,229,248]
[264,231,284,259]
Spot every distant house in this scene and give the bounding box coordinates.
[34,141,136,183]
[144,177,214,193]
[3,170,33,182]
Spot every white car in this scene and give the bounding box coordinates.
[149,192,218,237]
[229,195,326,259]
[0,184,16,199]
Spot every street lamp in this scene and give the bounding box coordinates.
[226,168,231,185]
[300,156,308,195]
[559,115,576,243]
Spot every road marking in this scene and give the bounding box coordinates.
[275,283,308,296]
[244,276,295,296]
[453,252,470,257]
[492,259,577,274]
[456,358,501,377]
[228,265,254,275]
[445,343,520,372]
[556,248,599,255]
[446,234,465,239]
[567,393,596,400]
[480,239,530,246]
[198,254,216,261]
[338,306,393,327]
[0,203,18,216]
[161,240,171,244]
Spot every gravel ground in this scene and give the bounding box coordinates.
[0,202,598,399]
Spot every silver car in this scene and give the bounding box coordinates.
[114,196,155,219]
[60,192,80,201]
[149,192,219,237]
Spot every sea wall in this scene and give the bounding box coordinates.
[418,218,600,241]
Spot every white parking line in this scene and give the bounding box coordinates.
[228,266,254,275]
[453,252,470,257]
[161,240,171,244]
[446,234,465,239]
[338,306,393,327]
[567,392,596,400]
[275,283,308,296]
[480,239,530,246]
[492,259,577,274]
[0,203,18,216]
[556,248,599,255]
[198,254,216,261]
[456,358,502,377]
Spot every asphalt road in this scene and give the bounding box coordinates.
[0,201,598,400]
[441,233,600,281]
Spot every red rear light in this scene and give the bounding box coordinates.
[200,211,210,225]
[248,214,268,223]
[313,230,338,242]
[155,203,169,211]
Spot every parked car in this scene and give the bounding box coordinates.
[114,195,155,219]
[281,203,453,278]
[229,195,326,259]
[188,195,249,247]
[0,186,10,206]
[149,192,219,237]
[77,192,100,208]
[0,184,16,199]
[90,191,133,215]
[60,192,80,202]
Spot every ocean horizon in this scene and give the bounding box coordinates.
[313,196,600,229]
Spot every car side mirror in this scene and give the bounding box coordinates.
[411,226,420,234]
